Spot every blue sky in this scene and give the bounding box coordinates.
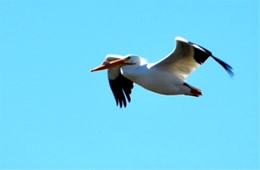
[0,0,259,169]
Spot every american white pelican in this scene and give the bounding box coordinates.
[91,37,233,108]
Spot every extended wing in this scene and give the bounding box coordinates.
[152,37,233,80]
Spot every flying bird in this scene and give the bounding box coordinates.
[91,37,233,108]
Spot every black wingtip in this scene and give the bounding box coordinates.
[183,38,234,77]
[211,55,234,77]
[108,74,134,108]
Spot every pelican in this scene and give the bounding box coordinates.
[91,37,233,108]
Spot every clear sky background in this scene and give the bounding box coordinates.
[0,0,259,169]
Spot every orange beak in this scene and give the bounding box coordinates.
[90,56,134,72]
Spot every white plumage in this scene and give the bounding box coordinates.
[91,37,233,108]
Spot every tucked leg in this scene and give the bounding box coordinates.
[183,82,202,97]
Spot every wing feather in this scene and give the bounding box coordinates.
[108,70,134,108]
[152,37,233,80]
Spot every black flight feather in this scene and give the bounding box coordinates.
[188,40,234,77]
[108,74,134,108]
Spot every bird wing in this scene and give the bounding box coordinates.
[107,67,134,108]
[152,37,233,80]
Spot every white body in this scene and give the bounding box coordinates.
[121,62,190,95]
[95,36,233,107]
